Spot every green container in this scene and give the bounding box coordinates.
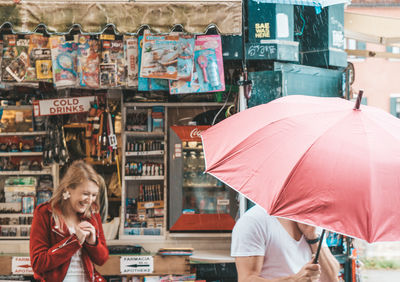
[248,62,343,107]
[294,4,347,68]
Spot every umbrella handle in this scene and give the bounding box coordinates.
[312,229,326,264]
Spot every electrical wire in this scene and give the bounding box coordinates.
[211,83,232,126]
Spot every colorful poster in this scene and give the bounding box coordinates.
[2,34,31,83]
[28,34,52,82]
[125,36,139,87]
[140,31,180,80]
[138,35,169,91]
[169,35,225,95]
[76,34,100,88]
[50,35,78,88]
[99,34,126,87]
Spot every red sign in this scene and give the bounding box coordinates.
[170,125,210,142]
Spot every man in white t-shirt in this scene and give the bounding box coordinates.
[231,205,340,282]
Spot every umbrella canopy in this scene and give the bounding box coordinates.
[252,0,350,8]
[201,95,400,243]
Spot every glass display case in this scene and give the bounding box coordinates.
[169,125,237,232]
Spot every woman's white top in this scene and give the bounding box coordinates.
[63,226,89,282]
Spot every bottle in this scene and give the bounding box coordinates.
[207,60,221,89]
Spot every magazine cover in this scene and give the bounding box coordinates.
[169,34,225,95]
[99,34,126,87]
[50,35,78,88]
[28,34,52,82]
[76,34,100,88]
[2,34,31,83]
[125,36,138,87]
[140,31,180,80]
[138,36,169,91]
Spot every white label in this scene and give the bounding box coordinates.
[15,112,23,123]
[120,256,154,274]
[34,96,96,117]
[276,13,289,38]
[12,256,33,275]
[217,199,230,206]
[332,30,344,48]
[144,202,155,209]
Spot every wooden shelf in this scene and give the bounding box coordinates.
[0,213,32,218]
[0,236,29,240]
[125,175,164,180]
[0,224,32,227]
[0,170,52,175]
[125,131,164,138]
[63,123,86,129]
[0,152,42,157]
[0,105,33,110]
[0,131,46,136]
[126,150,164,156]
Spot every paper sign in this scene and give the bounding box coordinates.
[33,96,96,117]
[12,256,33,275]
[120,256,154,274]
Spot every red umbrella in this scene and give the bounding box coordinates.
[201,94,400,244]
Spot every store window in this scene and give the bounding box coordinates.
[390,94,400,118]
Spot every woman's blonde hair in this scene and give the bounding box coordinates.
[50,160,104,219]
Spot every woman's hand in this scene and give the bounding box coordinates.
[78,221,96,245]
[75,226,90,245]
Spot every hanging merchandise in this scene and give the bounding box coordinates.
[124,36,139,87]
[175,34,195,81]
[137,35,169,91]
[2,34,31,83]
[50,35,78,88]
[140,31,180,80]
[43,116,69,166]
[76,34,100,88]
[28,34,52,82]
[99,34,126,88]
[169,34,225,94]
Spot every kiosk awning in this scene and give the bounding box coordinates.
[0,1,242,35]
[345,11,400,45]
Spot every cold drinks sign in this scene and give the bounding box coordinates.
[33,96,96,116]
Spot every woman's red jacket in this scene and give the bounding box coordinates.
[29,202,109,281]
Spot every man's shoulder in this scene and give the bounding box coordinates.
[243,205,270,219]
[234,205,272,231]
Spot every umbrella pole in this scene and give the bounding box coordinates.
[312,229,326,264]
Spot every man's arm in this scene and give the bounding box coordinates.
[309,244,340,282]
[235,256,320,282]
[297,223,340,282]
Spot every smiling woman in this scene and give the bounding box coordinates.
[29,160,109,282]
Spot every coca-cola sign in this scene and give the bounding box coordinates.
[171,125,210,141]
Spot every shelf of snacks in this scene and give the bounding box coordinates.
[120,104,167,240]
